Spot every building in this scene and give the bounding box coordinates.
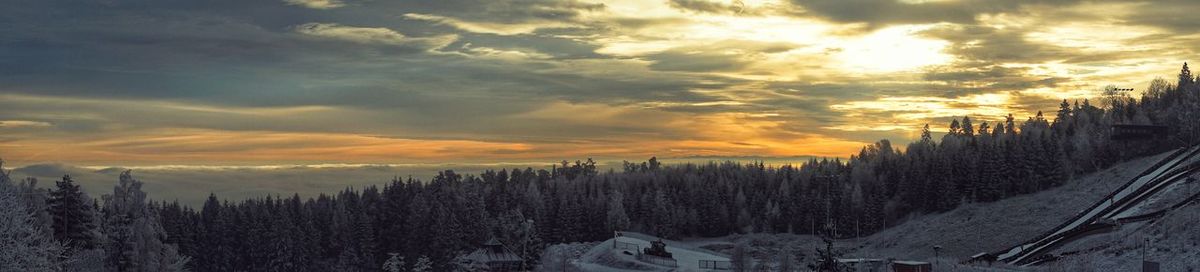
[459,238,524,271]
[892,260,932,272]
[1111,124,1169,140]
[837,258,886,272]
[966,252,996,265]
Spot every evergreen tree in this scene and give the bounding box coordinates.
[807,237,848,272]
[15,177,55,241]
[1055,99,1071,129]
[383,253,405,272]
[961,116,975,137]
[49,175,100,251]
[411,256,432,272]
[920,124,933,143]
[1180,62,1194,87]
[605,191,631,232]
[733,189,752,234]
[197,193,232,271]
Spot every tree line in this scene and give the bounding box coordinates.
[0,168,188,271]
[2,64,1200,271]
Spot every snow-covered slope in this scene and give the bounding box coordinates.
[850,150,1177,261]
[997,146,1200,264]
[1050,198,1200,270]
[848,148,1200,270]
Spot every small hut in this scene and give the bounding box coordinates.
[460,238,524,271]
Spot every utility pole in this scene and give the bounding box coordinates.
[1142,237,1148,264]
[856,217,860,238]
[934,245,943,267]
[819,175,837,239]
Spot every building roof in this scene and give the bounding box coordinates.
[462,239,523,264]
[837,258,884,263]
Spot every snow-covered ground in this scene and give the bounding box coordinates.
[1050,202,1200,271]
[570,232,731,272]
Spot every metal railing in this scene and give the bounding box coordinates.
[637,254,678,267]
[613,241,639,251]
[699,260,732,270]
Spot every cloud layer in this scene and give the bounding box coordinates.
[1,0,1196,170]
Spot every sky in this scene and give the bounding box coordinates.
[3,0,1200,171]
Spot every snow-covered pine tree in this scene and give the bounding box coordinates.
[651,189,677,238]
[0,160,63,271]
[100,170,188,272]
[411,256,432,272]
[382,253,405,272]
[15,177,55,240]
[605,190,630,233]
[733,189,751,234]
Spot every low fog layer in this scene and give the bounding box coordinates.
[10,163,549,206]
[9,157,819,207]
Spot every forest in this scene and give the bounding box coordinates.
[3,64,1200,271]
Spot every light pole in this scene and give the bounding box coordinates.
[933,245,943,268]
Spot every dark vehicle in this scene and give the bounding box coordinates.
[643,239,673,258]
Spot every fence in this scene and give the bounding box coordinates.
[637,254,678,267]
[616,231,731,258]
[613,241,639,251]
[699,260,732,270]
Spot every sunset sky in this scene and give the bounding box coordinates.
[3,0,1200,168]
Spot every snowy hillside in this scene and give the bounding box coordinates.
[849,150,1177,261]
[1051,199,1200,270]
[850,147,1200,270]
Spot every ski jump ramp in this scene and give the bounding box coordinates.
[993,146,1200,265]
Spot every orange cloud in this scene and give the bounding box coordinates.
[1,129,534,166]
[0,110,866,167]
